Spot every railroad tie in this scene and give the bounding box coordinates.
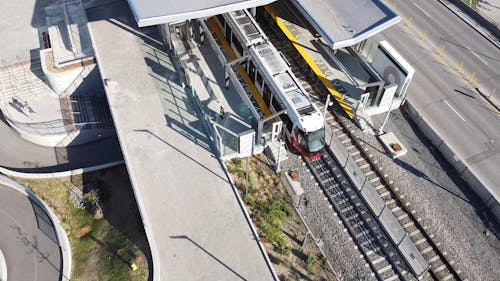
[442,273,455,281]
[409,229,420,237]
[397,213,409,220]
[421,246,434,254]
[384,274,400,281]
[372,256,386,265]
[428,255,441,263]
[391,206,401,213]
[433,264,448,273]
[377,264,393,274]
[403,221,415,229]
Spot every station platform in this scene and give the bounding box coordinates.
[86,1,275,280]
[171,31,259,159]
[264,2,375,117]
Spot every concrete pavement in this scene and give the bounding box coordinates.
[86,1,277,280]
[0,113,123,173]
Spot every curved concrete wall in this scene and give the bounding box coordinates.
[0,174,72,281]
[40,49,82,95]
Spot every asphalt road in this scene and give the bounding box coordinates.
[379,0,500,200]
[0,186,61,281]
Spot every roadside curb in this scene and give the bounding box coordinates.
[435,0,500,49]
[0,175,72,281]
[0,248,6,281]
[0,160,124,179]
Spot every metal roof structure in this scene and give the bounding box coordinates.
[126,0,276,26]
[293,0,401,49]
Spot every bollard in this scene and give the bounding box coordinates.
[392,0,397,9]
[457,60,464,72]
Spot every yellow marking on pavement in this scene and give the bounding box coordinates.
[264,5,354,117]
[207,17,272,117]
[390,0,499,113]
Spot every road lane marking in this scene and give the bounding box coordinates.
[413,3,431,18]
[442,99,466,121]
[466,46,488,65]
[397,9,499,114]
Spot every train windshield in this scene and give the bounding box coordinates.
[306,127,325,153]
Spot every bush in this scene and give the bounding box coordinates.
[264,198,292,225]
[306,255,316,274]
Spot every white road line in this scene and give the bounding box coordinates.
[413,3,431,18]
[442,99,466,122]
[466,46,488,65]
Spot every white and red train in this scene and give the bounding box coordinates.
[213,9,325,158]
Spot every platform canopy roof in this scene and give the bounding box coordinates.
[294,0,400,49]
[127,0,276,27]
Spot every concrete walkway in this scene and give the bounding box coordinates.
[0,115,123,173]
[86,1,276,280]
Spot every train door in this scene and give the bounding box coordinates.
[271,121,282,142]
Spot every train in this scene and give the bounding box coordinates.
[212,9,325,158]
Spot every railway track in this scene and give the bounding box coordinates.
[256,3,466,281]
[305,148,409,281]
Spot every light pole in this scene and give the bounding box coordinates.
[378,97,396,135]
[323,94,333,119]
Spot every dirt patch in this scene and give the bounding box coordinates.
[14,165,150,281]
[228,154,337,281]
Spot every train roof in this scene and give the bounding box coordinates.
[127,0,276,27]
[224,10,323,132]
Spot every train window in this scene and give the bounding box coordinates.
[280,113,293,131]
[271,94,283,111]
[232,33,244,56]
[297,129,307,148]
[256,71,263,87]
[263,84,271,105]
[225,23,232,41]
[248,61,256,82]
[216,14,225,26]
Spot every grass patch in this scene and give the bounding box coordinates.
[14,167,148,281]
[228,155,337,281]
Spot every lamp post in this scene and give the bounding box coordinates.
[378,97,396,135]
[323,94,333,119]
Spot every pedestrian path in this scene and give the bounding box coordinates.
[86,1,276,280]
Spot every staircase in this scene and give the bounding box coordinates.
[0,57,54,99]
[69,95,114,130]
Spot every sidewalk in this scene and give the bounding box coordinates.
[86,1,277,280]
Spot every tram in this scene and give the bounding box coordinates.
[213,9,325,158]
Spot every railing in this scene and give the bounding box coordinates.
[188,87,224,157]
[0,99,76,135]
[59,64,92,96]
